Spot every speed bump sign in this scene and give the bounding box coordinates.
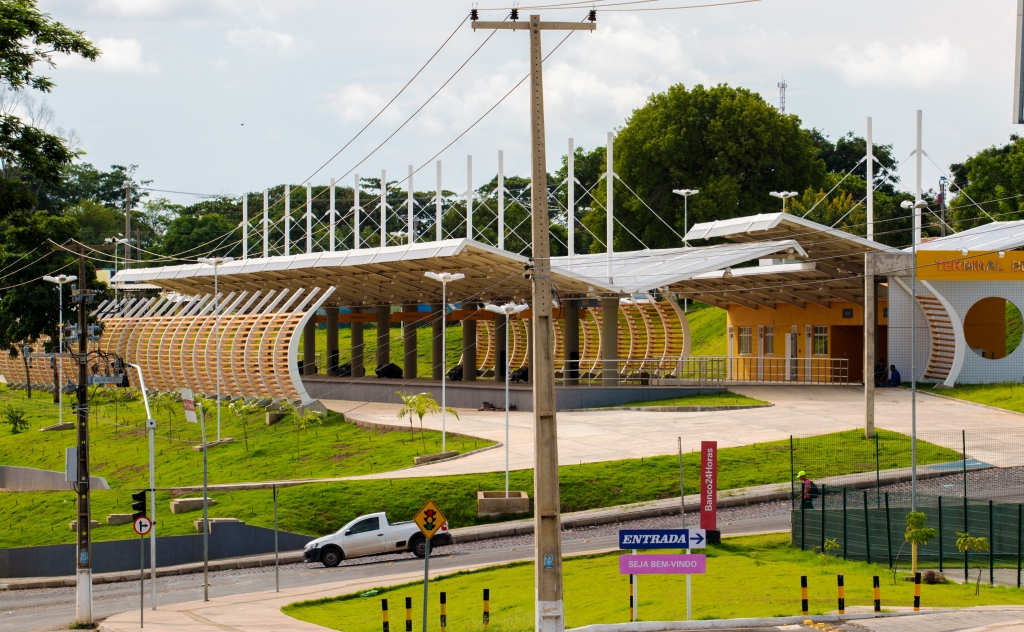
[413,499,446,539]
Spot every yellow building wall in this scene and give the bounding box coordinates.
[724,300,887,382]
[963,297,1008,360]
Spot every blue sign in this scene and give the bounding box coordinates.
[618,529,706,549]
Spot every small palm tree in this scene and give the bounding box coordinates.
[957,532,991,595]
[396,391,459,453]
[152,391,180,442]
[280,401,326,460]
[229,398,265,451]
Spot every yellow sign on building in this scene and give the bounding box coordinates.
[413,499,446,539]
[918,250,1024,281]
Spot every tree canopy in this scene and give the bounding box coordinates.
[948,135,1024,231]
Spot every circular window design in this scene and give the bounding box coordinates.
[963,298,1023,359]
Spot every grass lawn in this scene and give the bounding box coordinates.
[614,391,769,408]
[0,429,962,548]
[284,532,1024,630]
[0,385,490,489]
[685,301,727,356]
[919,382,1024,415]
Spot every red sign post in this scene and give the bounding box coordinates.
[699,441,717,531]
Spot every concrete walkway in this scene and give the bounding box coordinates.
[319,385,1024,480]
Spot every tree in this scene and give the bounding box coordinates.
[948,135,1024,232]
[904,511,938,575]
[956,532,990,595]
[229,397,266,451]
[0,1,101,362]
[396,391,459,453]
[160,212,240,259]
[280,402,326,460]
[151,390,180,442]
[3,404,26,433]
[588,83,826,251]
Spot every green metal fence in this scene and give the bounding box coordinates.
[791,491,1024,587]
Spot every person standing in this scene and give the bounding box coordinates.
[797,471,818,509]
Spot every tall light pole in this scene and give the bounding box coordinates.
[671,189,699,247]
[769,191,799,212]
[197,256,234,442]
[901,198,927,512]
[43,274,77,428]
[128,363,157,610]
[485,301,529,497]
[104,236,128,315]
[424,271,464,453]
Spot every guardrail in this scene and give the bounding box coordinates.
[557,356,850,386]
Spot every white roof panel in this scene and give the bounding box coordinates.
[912,221,1024,252]
[686,212,895,253]
[551,240,807,294]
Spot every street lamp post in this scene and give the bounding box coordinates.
[104,236,128,315]
[769,191,799,212]
[670,189,699,247]
[901,199,928,512]
[484,301,529,497]
[424,271,465,453]
[197,256,234,442]
[43,274,77,428]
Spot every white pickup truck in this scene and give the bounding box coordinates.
[302,512,452,567]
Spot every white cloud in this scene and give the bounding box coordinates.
[226,27,303,56]
[63,38,159,74]
[326,84,390,123]
[821,39,967,87]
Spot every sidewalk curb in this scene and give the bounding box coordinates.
[571,404,773,413]
[568,610,958,631]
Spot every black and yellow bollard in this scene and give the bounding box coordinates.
[800,576,808,616]
[837,575,845,615]
[913,572,921,611]
[872,576,881,613]
[381,599,390,632]
[483,588,490,626]
[629,574,635,620]
[405,597,412,632]
[440,592,447,632]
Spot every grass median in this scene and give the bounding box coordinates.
[0,429,961,548]
[0,384,491,489]
[612,391,769,408]
[918,382,1024,415]
[283,532,1024,630]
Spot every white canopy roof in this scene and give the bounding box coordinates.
[912,221,1024,253]
[550,240,807,295]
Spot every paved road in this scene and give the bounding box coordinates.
[0,507,790,632]
[320,385,1024,481]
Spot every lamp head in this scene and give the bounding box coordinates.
[424,271,465,283]
[900,200,914,209]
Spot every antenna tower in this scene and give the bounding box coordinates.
[778,77,787,114]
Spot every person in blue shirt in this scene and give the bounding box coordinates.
[880,365,901,387]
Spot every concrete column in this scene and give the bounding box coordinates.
[600,297,619,385]
[431,304,444,380]
[864,260,876,438]
[494,314,507,382]
[462,317,477,381]
[403,304,418,380]
[563,300,580,385]
[376,305,391,372]
[303,317,317,376]
[351,307,365,378]
[326,308,339,374]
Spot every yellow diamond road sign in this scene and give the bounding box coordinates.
[414,499,446,539]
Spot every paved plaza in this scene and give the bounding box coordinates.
[322,385,1024,481]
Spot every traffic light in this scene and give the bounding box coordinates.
[131,490,148,520]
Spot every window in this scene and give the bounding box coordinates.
[350,517,380,534]
[738,327,752,355]
[842,308,854,319]
[764,327,775,355]
[813,326,829,355]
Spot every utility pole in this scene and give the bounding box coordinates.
[472,12,595,632]
[124,182,131,269]
[73,246,93,624]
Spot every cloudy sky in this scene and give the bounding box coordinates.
[36,0,1021,204]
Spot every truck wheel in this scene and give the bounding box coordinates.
[321,546,343,567]
[410,537,427,558]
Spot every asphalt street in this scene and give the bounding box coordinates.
[0,507,790,632]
